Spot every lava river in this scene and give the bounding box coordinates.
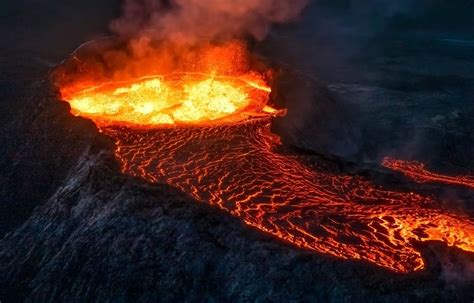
[97,119,474,274]
[383,157,474,190]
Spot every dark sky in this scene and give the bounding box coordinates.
[0,0,120,58]
[0,0,472,60]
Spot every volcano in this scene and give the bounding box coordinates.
[2,0,474,302]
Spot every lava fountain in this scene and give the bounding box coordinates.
[53,40,474,274]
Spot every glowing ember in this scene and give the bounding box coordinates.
[383,157,474,189]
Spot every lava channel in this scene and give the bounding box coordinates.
[99,119,474,273]
[383,157,474,190]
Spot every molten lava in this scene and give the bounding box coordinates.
[55,41,279,127]
[61,73,273,127]
[383,157,474,190]
[55,40,474,274]
[100,121,474,274]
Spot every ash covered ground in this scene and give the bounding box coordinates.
[1,1,474,302]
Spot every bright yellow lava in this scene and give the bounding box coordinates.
[63,73,273,127]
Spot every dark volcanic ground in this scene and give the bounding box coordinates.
[1,1,474,302]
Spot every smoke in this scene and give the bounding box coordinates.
[110,0,309,45]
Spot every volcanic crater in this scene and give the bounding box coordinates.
[53,39,474,275]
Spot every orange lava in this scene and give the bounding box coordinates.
[61,73,273,127]
[98,121,474,273]
[55,40,474,274]
[56,41,277,127]
[383,157,474,190]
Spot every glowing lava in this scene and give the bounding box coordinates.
[55,41,277,127]
[55,41,474,274]
[61,73,273,127]
[383,157,474,190]
[100,121,474,273]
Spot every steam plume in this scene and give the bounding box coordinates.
[110,0,309,45]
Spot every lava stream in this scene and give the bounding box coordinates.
[383,157,474,190]
[100,120,474,273]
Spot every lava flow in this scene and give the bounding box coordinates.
[383,157,474,190]
[56,42,474,274]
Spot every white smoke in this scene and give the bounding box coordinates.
[110,0,309,45]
